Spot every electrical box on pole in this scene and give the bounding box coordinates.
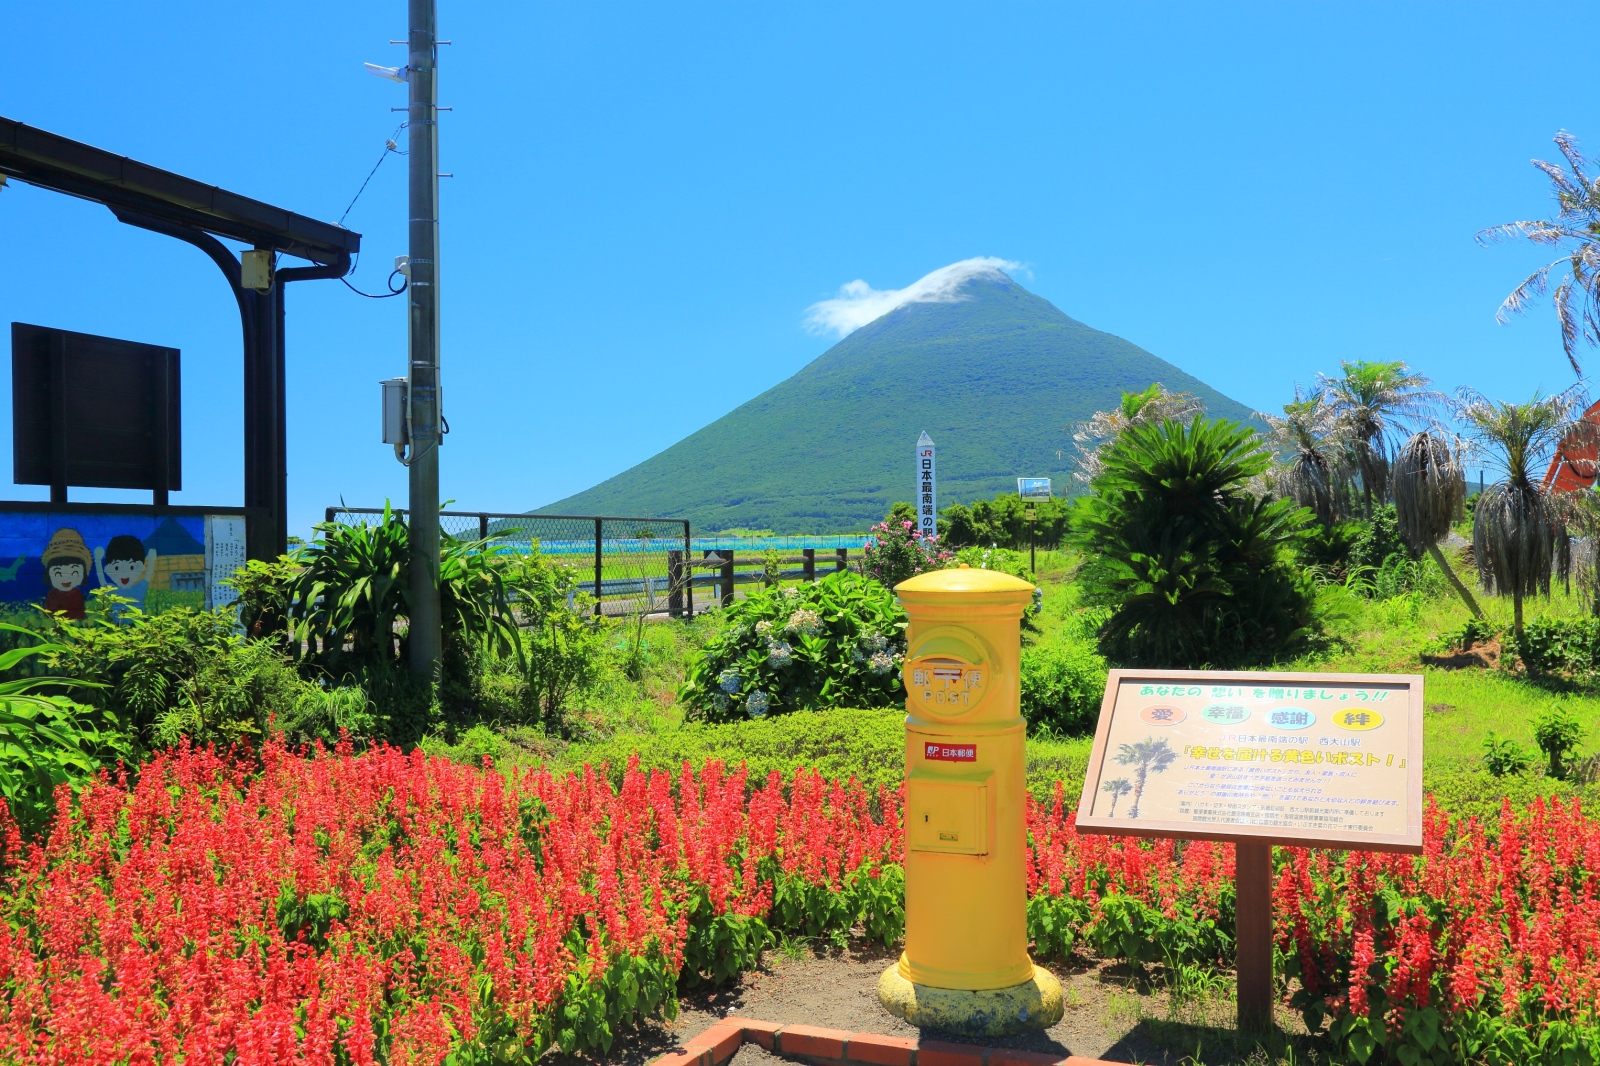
[380,377,409,445]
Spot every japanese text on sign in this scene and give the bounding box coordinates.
[924,742,977,762]
[1075,671,1422,851]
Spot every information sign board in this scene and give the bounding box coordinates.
[1075,668,1423,853]
[1017,477,1051,500]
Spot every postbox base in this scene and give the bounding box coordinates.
[877,960,1063,1037]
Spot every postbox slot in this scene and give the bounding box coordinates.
[907,775,988,856]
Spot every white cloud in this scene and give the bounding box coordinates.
[803,257,1022,337]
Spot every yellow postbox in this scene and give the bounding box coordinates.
[876,565,1063,1036]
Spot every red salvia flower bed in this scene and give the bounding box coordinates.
[0,744,1595,1064]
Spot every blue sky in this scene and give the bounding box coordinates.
[3,2,1597,533]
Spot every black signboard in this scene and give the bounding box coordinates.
[11,323,181,501]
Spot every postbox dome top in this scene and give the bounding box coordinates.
[895,564,1035,600]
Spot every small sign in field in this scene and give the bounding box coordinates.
[1076,669,1423,851]
[1075,668,1424,1032]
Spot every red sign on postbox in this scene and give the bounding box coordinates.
[924,742,977,762]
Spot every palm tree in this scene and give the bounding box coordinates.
[1262,386,1352,527]
[1100,777,1133,818]
[1115,737,1177,819]
[1477,131,1600,377]
[1318,361,1440,514]
[1070,383,1203,486]
[1453,387,1587,643]
[1392,430,1484,619]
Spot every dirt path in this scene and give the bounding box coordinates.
[548,942,1319,1066]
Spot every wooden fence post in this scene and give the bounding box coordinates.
[835,548,848,573]
[683,521,694,619]
[803,548,816,582]
[719,550,734,607]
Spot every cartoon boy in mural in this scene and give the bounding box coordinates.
[42,528,91,620]
[94,535,157,613]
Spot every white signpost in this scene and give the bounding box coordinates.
[916,432,937,537]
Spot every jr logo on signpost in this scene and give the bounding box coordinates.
[916,431,936,537]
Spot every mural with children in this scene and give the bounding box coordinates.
[0,512,247,619]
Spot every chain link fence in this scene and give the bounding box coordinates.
[325,507,694,618]
[324,508,869,618]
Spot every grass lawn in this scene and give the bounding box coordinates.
[433,542,1600,828]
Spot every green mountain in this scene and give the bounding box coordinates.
[542,271,1258,533]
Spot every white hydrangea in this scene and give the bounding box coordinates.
[868,651,895,676]
[786,608,823,636]
[754,619,775,638]
[766,641,793,667]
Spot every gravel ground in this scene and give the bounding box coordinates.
[546,942,1319,1066]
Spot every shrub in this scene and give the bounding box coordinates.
[1515,616,1600,674]
[1482,732,1533,777]
[45,595,313,753]
[1348,502,1415,573]
[502,552,609,734]
[1438,616,1499,653]
[0,622,129,836]
[285,505,518,677]
[1299,519,1365,584]
[1070,416,1319,667]
[276,684,383,748]
[862,519,952,590]
[940,493,1071,550]
[555,707,908,794]
[1533,703,1586,780]
[1019,633,1107,736]
[680,571,906,722]
[223,555,297,648]
[955,545,1042,626]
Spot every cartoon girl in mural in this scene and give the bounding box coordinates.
[42,528,90,620]
[94,535,157,614]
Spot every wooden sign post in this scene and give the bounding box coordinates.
[1075,669,1424,1031]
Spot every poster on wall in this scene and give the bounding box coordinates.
[0,510,249,620]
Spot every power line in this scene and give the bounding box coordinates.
[339,122,407,227]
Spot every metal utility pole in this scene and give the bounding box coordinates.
[406,0,442,680]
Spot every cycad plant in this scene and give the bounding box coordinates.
[1392,430,1484,619]
[1069,382,1204,486]
[1478,130,1600,376]
[1453,388,1586,642]
[1071,416,1318,667]
[1263,386,1351,526]
[1318,360,1439,514]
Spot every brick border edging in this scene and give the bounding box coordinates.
[650,1018,1130,1066]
